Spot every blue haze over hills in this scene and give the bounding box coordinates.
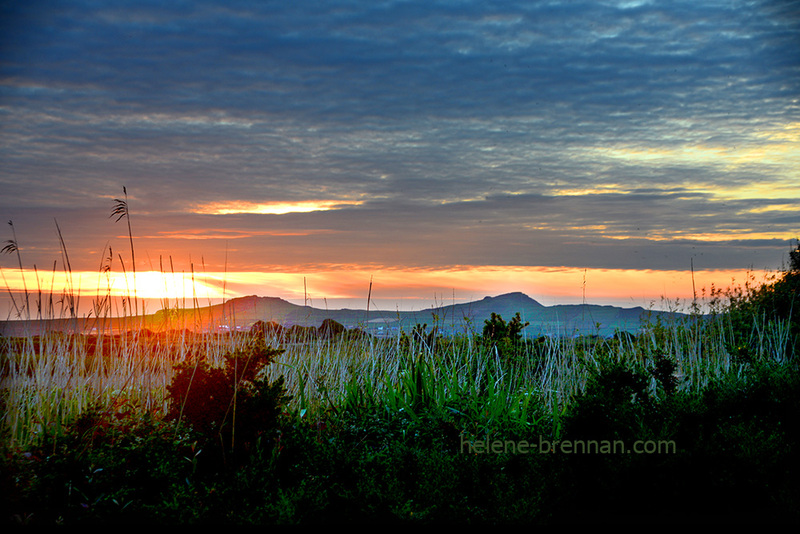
[0,292,690,338]
[192,292,688,338]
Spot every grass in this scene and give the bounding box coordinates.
[1,216,799,524]
[2,297,797,524]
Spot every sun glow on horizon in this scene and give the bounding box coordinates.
[0,268,227,305]
[0,265,779,319]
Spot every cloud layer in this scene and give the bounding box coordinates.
[1,1,798,293]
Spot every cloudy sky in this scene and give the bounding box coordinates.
[1,0,798,317]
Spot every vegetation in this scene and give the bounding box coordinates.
[166,339,291,460]
[1,218,799,524]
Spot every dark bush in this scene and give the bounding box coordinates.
[166,339,291,457]
[318,318,346,339]
[650,349,679,396]
[726,239,800,359]
[564,357,652,443]
[481,312,529,363]
[2,407,196,525]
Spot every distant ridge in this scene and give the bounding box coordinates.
[428,291,544,317]
[0,291,687,338]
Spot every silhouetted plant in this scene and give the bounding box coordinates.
[110,186,138,317]
[724,240,800,360]
[790,240,800,273]
[650,348,679,395]
[166,339,291,456]
[565,358,651,442]
[481,312,529,363]
[482,312,528,344]
[397,323,445,362]
[2,220,30,319]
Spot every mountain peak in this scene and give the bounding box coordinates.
[484,292,544,307]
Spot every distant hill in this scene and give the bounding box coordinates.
[0,291,687,338]
[418,292,677,337]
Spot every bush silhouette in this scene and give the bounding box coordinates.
[726,239,800,359]
[166,339,291,455]
[481,312,529,362]
[564,358,652,442]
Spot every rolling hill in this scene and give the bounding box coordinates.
[154,291,666,337]
[0,292,686,338]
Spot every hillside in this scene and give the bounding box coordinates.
[0,292,685,338]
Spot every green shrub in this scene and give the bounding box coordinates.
[481,312,529,364]
[650,348,679,396]
[564,357,653,443]
[2,406,197,525]
[725,240,800,360]
[166,339,291,457]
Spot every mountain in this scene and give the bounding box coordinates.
[153,291,683,338]
[421,292,672,337]
[0,292,686,338]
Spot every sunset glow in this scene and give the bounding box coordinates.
[193,200,365,215]
[0,264,773,320]
[1,1,797,321]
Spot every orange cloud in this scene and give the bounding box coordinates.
[192,200,364,215]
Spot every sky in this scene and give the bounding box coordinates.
[1,0,799,319]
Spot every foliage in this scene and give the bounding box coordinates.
[166,339,292,457]
[5,354,799,525]
[564,357,652,442]
[398,323,440,355]
[1,405,197,525]
[482,312,529,344]
[650,348,679,396]
[481,312,529,363]
[3,345,800,525]
[550,355,800,523]
[4,231,800,524]
[725,239,800,359]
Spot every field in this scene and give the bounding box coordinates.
[1,248,799,525]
